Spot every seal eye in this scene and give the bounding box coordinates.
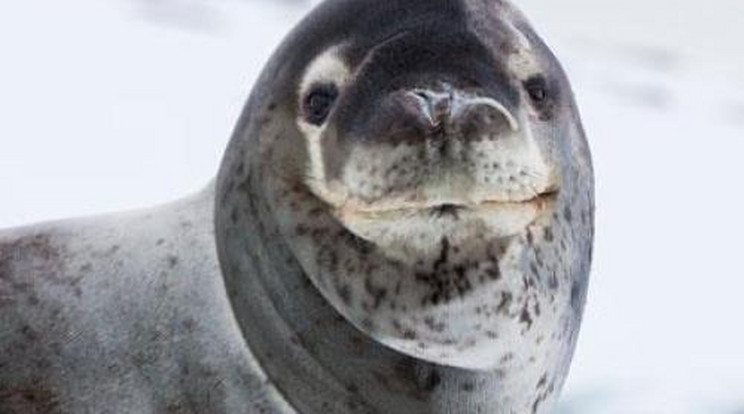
[303,83,339,125]
[524,76,549,103]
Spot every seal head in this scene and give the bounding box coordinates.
[216,0,593,412]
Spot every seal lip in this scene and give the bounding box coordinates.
[334,190,558,220]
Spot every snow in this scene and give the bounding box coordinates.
[517,1,744,412]
[1,0,743,412]
[0,0,307,226]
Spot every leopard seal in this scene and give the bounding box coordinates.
[0,0,594,413]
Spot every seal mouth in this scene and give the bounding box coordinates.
[335,191,559,221]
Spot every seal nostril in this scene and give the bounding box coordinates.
[413,91,430,101]
[456,100,518,141]
[381,90,450,142]
[457,97,519,132]
[408,89,453,119]
[382,90,516,144]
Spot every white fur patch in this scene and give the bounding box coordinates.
[501,19,544,82]
[296,46,352,205]
[298,46,351,96]
[504,19,533,52]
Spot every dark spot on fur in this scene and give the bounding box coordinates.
[531,379,554,414]
[433,237,450,270]
[307,207,325,218]
[500,353,514,364]
[563,206,573,222]
[543,226,554,242]
[20,325,40,342]
[347,234,375,256]
[526,229,535,245]
[0,381,61,413]
[237,175,252,196]
[536,373,548,389]
[423,370,442,392]
[520,304,533,329]
[496,291,512,314]
[417,238,480,305]
[523,276,536,290]
[345,398,361,410]
[548,271,559,290]
[571,281,583,312]
[317,246,339,272]
[529,262,539,278]
[588,243,594,264]
[364,278,387,310]
[165,400,192,414]
[403,329,418,340]
[337,283,352,305]
[167,255,179,268]
[499,40,518,55]
[485,263,501,281]
[361,318,376,332]
[424,317,446,333]
[181,317,198,333]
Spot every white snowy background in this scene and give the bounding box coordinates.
[1,0,743,412]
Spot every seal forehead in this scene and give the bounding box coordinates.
[286,0,545,92]
[460,0,546,77]
[305,0,470,63]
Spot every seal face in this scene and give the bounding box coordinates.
[216,0,594,412]
[298,41,558,261]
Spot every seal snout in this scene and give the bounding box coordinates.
[381,88,519,146]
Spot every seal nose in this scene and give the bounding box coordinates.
[384,89,519,143]
[408,90,453,130]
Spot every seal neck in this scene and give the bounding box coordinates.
[215,167,515,414]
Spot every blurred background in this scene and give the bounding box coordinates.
[1,0,742,412]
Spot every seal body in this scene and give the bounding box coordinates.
[0,0,593,413]
[0,186,293,413]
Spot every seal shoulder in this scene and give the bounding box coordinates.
[0,185,278,413]
[0,186,218,318]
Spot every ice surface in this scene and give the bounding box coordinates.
[1,0,742,412]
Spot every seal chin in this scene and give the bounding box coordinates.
[332,191,558,262]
